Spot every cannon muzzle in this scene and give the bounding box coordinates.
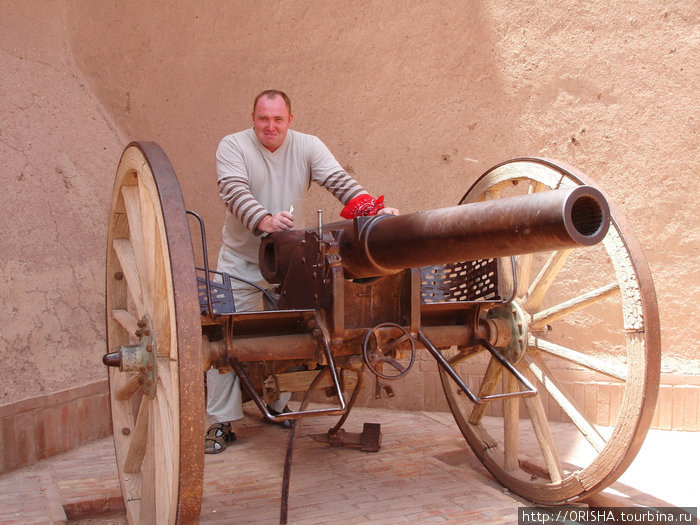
[260,185,610,281]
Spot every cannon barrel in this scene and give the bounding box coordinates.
[260,185,610,281]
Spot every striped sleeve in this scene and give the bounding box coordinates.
[218,175,268,231]
[307,135,367,205]
[318,170,367,205]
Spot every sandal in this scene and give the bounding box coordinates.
[205,422,236,454]
[265,405,293,429]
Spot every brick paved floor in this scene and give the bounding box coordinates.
[0,405,697,524]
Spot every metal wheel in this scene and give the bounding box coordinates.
[362,322,416,380]
[105,142,204,523]
[439,158,660,504]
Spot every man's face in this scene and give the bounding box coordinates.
[252,95,293,152]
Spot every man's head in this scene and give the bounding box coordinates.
[252,90,293,152]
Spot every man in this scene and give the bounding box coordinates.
[205,89,399,454]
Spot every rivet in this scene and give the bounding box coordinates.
[114,271,124,280]
[121,427,131,435]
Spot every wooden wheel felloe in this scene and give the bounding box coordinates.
[439,158,660,504]
[105,142,204,524]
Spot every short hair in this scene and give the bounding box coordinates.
[253,89,292,116]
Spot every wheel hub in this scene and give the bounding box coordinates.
[103,315,157,398]
[486,301,529,364]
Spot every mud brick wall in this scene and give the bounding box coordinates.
[0,381,111,475]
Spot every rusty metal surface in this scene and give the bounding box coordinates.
[261,185,610,280]
[421,258,500,302]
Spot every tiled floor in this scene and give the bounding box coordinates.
[0,404,697,524]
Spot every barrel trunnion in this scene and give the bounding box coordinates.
[104,143,660,524]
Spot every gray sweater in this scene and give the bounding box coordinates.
[217,128,366,262]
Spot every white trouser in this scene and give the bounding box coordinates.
[206,247,290,425]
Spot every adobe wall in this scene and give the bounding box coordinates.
[0,1,124,405]
[1,0,698,410]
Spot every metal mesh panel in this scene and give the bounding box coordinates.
[420,259,500,303]
[196,269,235,315]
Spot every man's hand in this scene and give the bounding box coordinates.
[377,207,400,216]
[257,211,294,232]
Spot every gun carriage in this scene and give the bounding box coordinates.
[103,142,659,524]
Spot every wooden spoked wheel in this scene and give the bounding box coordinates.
[105,142,204,524]
[439,158,660,504]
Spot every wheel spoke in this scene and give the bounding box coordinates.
[447,346,484,366]
[152,225,173,357]
[519,366,564,483]
[113,239,146,318]
[112,308,139,338]
[468,357,502,424]
[528,179,547,194]
[138,182,158,316]
[525,353,606,453]
[116,374,143,401]
[529,336,627,381]
[483,188,502,201]
[502,373,520,472]
[521,249,573,311]
[124,396,150,474]
[122,186,147,291]
[139,399,157,524]
[513,179,545,298]
[498,258,516,300]
[514,253,534,298]
[530,282,620,330]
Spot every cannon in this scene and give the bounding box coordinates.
[103,142,659,524]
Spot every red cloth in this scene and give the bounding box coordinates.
[340,194,385,219]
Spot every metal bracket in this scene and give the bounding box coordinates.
[228,311,347,423]
[310,422,382,452]
[418,329,536,404]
